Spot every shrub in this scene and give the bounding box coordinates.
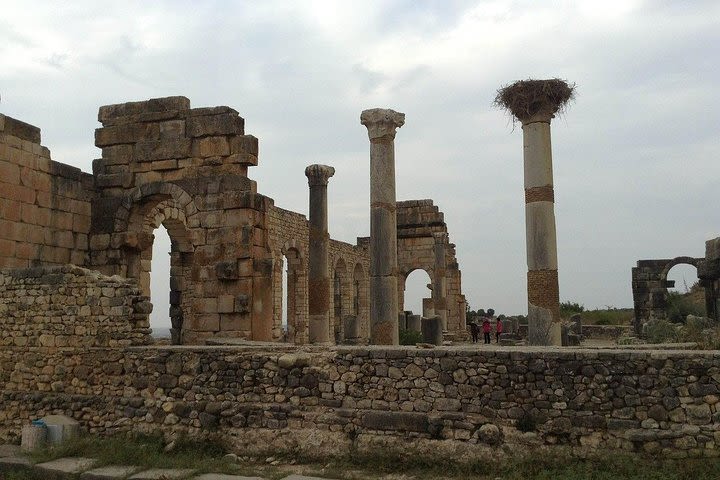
[644,319,679,344]
[666,291,704,323]
[399,328,422,345]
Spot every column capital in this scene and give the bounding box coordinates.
[361,108,405,141]
[305,164,335,186]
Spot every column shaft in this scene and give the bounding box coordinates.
[305,164,335,343]
[362,108,405,345]
[522,117,561,345]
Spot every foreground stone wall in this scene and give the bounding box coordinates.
[1,345,719,459]
[0,265,151,347]
[0,114,93,269]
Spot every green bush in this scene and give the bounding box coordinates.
[666,291,704,323]
[644,319,679,344]
[399,328,422,345]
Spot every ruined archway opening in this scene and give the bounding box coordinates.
[333,259,348,343]
[403,269,432,317]
[283,249,302,343]
[281,256,289,338]
[665,263,705,322]
[150,225,171,339]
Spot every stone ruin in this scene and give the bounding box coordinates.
[0,96,466,346]
[632,238,720,333]
[4,94,720,460]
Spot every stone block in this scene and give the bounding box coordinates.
[98,96,190,123]
[230,134,258,156]
[422,316,443,345]
[134,139,191,162]
[218,294,234,313]
[216,261,239,280]
[186,113,243,137]
[193,136,230,157]
[362,411,428,432]
[96,173,133,188]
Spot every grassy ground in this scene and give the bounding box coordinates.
[5,434,720,479]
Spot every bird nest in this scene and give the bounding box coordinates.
[494,78,575,122]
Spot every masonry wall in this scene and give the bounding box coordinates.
[1,345,719,459]
[0,265,151,348]
[0,114,93,269]
[267,205,370,343]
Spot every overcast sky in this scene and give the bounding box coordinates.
[2,1,719,328]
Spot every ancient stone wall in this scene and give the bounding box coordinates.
[0,265,151,348]
[632,257,703,333]
[397,200,466,333]
[89,97,273,345]
[699,237,720,321]
[1,345,719,459]
[267,205,370,343]
[0,114,93,269]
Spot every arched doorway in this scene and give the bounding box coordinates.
[283,247,303,343]
[150,225,171,339]
[127,196,194,344]
[402,269,432,317]
[664,262,705,322]
[333,258,348,343]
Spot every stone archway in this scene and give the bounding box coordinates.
[126,194,194,344]
[281,241,308,344]
[632,256,704,333]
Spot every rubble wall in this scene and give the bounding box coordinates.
[1,345,718,459]
[0,265,151,348]
[0,114,93,269]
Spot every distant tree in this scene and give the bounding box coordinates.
[560,301,584,318]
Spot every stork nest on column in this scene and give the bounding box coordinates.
[494,78,575,122]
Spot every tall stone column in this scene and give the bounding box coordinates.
[361,108,405,345]
[432,232,448,332]
[495,79,574,346]
[305,164,335,343]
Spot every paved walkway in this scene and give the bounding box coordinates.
[0,444,332,480]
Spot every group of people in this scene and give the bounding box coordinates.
[469,308,502,344]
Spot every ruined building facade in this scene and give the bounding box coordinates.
[0,96,465,344]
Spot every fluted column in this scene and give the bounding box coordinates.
[361,108,405,345]
[432,232,448,332]
[305,164,335,344]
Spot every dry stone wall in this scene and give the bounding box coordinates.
[0,265,151,348]
[1,345,719,459]
[0,114,93,269]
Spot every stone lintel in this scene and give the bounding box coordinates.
[305,164,335,186]
[361,108,405,141]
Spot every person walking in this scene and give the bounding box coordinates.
[496,318,503,343]
[482,316,491,344]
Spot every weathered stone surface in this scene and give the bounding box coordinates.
[128,468,196,479]
[80,465,142,480]
[36,457,98,475]
[362,411,428,432]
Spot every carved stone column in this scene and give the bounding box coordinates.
[361,108,405,345]
[495,79,574,346]
[432,232,448,332]
[305,164,335,343]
